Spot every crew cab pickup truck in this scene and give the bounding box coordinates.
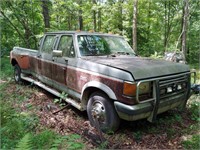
[10,31,194,132]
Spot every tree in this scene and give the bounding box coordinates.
[41,0,51,29]
[0,0,42,48]
[0,0,199,64]
[118,0,124,32]
[181,0,189,58]
[132,0,138,52]
[78,0,83,30]
[93,0,97,31]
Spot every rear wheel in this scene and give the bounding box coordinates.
[14,64,22,83]
[87,92,120,133]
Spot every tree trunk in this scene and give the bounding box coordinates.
[79,0,83,30]
[164,0,167,51]
[181,0,189,58]
[98,9,101,31]
[118,0,124,32]
[79,10,83,30]
[93,0,97,31]
[132,0,138,52]
[68,15,71,30]
[41,0,50,28]
[164,1,171,52]
[147,1,151,54]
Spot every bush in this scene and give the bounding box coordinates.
[182,134,200,149]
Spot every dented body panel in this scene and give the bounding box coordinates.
[10,31,192,122]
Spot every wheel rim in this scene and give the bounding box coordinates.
[14,69,19,81]
[91,102,106,124]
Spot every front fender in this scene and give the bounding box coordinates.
[81,81,117,100]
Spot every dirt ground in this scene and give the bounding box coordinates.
[5,81,200,149]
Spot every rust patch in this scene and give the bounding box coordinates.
[67,67,135,104]
[15,54,30,69]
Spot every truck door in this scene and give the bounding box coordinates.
[52,35,75,89]
[40,34,58,86]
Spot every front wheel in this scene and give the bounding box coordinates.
[14,64,22,83]
[87,92,120,133]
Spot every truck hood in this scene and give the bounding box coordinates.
[83,56,190,80]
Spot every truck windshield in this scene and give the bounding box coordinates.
[77,35,135,56]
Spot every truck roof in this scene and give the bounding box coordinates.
[45,31,122,37]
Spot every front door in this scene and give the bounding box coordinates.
[52,34,75,89]
[39,34,58,86]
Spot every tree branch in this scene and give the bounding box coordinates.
[0,10,26,44]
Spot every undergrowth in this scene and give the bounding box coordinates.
[0,81,85,149]
[0,57,13,80]
[0,57,85,149]
[182,134,200,149]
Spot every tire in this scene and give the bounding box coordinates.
[87,92,120,133]
[14,64,22,83]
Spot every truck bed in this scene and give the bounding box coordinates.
[12,47,38,56]
[11,47,38,70]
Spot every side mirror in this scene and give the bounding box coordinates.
[52,50,62,57]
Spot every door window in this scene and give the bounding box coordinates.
[58,35,75,57]
[41,35,56,53]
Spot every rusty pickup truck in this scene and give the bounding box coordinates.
[10,31,194,132]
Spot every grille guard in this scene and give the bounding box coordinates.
[136,71,195,104]
[135,71,195,122]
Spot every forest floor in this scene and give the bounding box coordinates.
[1,79,199,149]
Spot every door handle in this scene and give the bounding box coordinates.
[52,57,56,61]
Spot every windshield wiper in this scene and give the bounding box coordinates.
[116,51,130,55]
[109,51,131,57]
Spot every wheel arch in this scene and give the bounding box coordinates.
[81,81,117,109]
[11,58,18,66]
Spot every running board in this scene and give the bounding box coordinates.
[21,74,84,111]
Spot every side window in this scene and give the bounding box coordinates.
[41,35,56,53]
[58,35,75,57]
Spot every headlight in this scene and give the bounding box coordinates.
[123,81,151,97]
[138,82,150,94]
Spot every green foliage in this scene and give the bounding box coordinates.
[0,57,13,80]
[54,91,68,107]
[15,133,32,150]
[98,141,109,149]
[150,51,164,59]
[50,134,84,150]
[0,0,199,62]
[188,97,200,121]
[1,0,43,49]
[31,130,58,149]
[66,134,84,150]
[0,91,39,149]
[133,131,143,142]
[182,134,200,149]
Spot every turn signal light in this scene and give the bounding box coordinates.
[123,82,137,97]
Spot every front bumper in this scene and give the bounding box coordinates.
[114,88,188,121]
[115,70,196,122]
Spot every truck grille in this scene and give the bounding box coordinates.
[159,74,188,99]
